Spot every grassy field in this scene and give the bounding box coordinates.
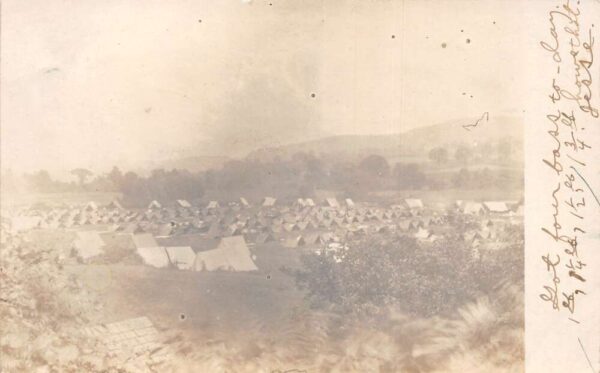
[66,244,307,344]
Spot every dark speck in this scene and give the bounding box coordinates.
[466,38,471,44]
[311,93,316,98]
[266,275,271,280]
[198,19,202,23]
[391,35,395,39]
[441,42,447,48]
[179,313,186,320]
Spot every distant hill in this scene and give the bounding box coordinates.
[137,156,231,174]
[247,115,523,163]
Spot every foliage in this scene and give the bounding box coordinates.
[296,235,523,318]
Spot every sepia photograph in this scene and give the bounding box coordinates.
[2,0,596,372]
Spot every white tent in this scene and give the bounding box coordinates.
[403,199,424,209]
[165,246,196,270]
[483,201,509,214]
[136,247,170,268]
[262,197,277,207]
[414,227,430,239]
[463,202,484,215]
[239,197,250,207]
[148,200,162,210]
[73,231,105,260]
[9,216,41,233]
[345,198,355,208]
[194,236,258,272]
[206,201,220,209]
[325,198,340,208]
[84,201,99,211]
[176,199,192,208]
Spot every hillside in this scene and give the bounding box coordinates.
[247,115,523,163]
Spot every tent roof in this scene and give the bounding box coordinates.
[136,247,170,268]
[483,201,509,212]
[194,236,257,271]
[262,197,277,207]
[404,199,424,209]
[165,246,196,269]
[73,231,105,259]
[176,199,192,208]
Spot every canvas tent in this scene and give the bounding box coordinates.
[403,199,424,210]
[136,247,170,268]
[483,201,509,214]
[194,236,258,271]
[239,197,250,207]
[165,246,196,270]
[463,202,484,215]
[325,198,340,208]
[345,198,355,208]
[262,197,277,207]
[84,201,99,212]
[176,199,192,208]
[207,201,220,209]
[73,231,105,260]
[9,216,41,233]
[148,200,162,210]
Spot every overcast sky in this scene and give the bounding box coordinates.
[1,0,526,173]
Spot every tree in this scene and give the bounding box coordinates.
[451,168,472,188]
[455,146,472,164]
[24,170,55,192]
[359,155,390,177]
[295,235,490,317]
[496,139,513,162]
[393,163,426,189]
[107,166,124,189]
[428,147,448,164]
[70,168,93,186]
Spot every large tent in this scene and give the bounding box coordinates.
[194,236,258,272]
[73,231,105,260]
[165,246,196,270]
[136,247,170,268]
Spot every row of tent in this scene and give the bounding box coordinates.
[74,232,259,272]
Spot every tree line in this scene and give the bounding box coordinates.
[6,149,522,207]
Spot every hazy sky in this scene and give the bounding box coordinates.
[1,0,525,173]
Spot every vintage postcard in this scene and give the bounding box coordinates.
[0,0,598,372]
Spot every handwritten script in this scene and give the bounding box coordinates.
[539,0,595,327]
